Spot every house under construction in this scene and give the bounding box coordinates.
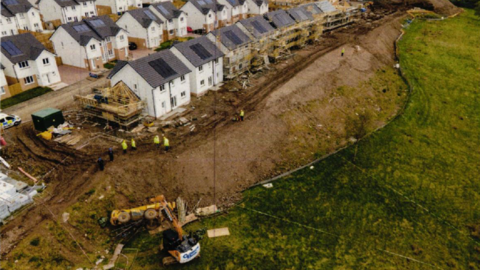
[74,82,145,128]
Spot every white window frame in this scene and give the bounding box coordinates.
[200,79,205,86]
[180,75,185,82]
[198,65,203,72]
[42,58,49,65]
[19,61,29,68]
[24,76,34,85]
[90,44,96,50]
[181,91,186,98]
[160,84,165,91]
[0,86,5,95]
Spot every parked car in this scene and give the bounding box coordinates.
[0,113,21,129]
[187,27,193,33]
[129,42,138,50]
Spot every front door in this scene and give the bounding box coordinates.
[171,96,177,108]
[208,76,212,86]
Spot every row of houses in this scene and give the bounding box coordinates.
[105,1,358,119]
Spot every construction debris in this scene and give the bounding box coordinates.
[207,227,230,238]
[195,205,219,217]
[103,244,124,270]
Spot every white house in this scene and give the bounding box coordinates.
[116,8,164,49]
[206,24,252,79]
[244,0,268,16]
[149,2,188,40]
[0,65,10,98]
[50,16,129,70]
[107,50,192,118]
[38,0,97,24]
[217,0,248,24]
[180,0,229,33]
[0,0,43,38]
[95,0,142,14]
[1,33,61,95]
[170,36,224,96]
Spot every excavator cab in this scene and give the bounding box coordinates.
[162,229,201,264]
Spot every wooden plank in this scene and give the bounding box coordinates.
[103,243,124,270]
[207,227,230,238]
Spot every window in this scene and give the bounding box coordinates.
[108,49,113,56]
[171,80,174,86]
[168,19,173,23]
[134,84,137,90]
[85,12,89,17]
[214,59,219,65]
[83,2,87,6]
[32,12,35,16]
[19,61,29,68]
[137,4,141,7]
[162,101,166,108]
[106,37,111,42]
[209,14,212,18]
[72,6,76,10]
[119,35,124,41]
[68,17,72,21]
[43,58,49,65]
[90,11,94,14]
[0,86,5,95]
[160,84,165,91]
[6,18,11,23]
[180,75,185,81]
[151,27,155,31]
[1,31,6,36]
[181,91,186,98]
[19,13,24,19]
[180,17,184,21]
[34,23,39,27]
[24,76,34,85]
[90,44,96,50]
[198,65,203,72]
[169,30,173,35]
[119,7,123,10]
[200,80,205,86]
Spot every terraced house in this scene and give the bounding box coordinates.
[0,0,43,37]
[38,0,98,24]
[0,33,61,97]
[181,0,229,33]
[149,2,188,40]
[95,0,142,14]
[50,16,129,70]
[244,0,268,16]
[116,8,164,49]
[171,36,224,96]
[108,50,192,118]
[206,24,252,79]
[236,15,276,68]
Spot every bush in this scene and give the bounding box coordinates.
[104,63,115,69]
[29,237,40,246]
[1,87,53,109]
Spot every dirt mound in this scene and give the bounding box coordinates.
[386,0,462,16]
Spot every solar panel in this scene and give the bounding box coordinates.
[157,5,170,16]
[3,0,19,5]
[205,0,213,3]
[251,20,267,34]
[144,10,157,20]
[73,24,90,32]
[197,0,206,5]
[1,41,23,56]
[297,11,309,21]
[149,58,177,78]
[224,30,242,45]
[89,19,105,27]
[226,0,237,6]
[190,43,212,60]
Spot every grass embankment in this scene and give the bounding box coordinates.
[1,87,53,109]
[127,10,479,269]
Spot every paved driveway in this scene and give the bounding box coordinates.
[58,65,90,85]
[129,48,155,60]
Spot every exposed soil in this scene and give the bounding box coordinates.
[0,3,455,264]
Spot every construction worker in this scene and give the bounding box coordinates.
[154,135,160,148]
[131,138,137,150]
[121,140,128,154]
[97,157,105,171]
[163,136,170,152]
[239,109,245,121]
[108,148,114,161]
[341,47,345,57]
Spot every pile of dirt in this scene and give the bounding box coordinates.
[385,0,462,16]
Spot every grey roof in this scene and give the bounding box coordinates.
[188,0,225,15]
[253,0,267,7]
[125,8,163,28]
[53,0,90,7]
[151,2,182,20]
[59,16,123,46]
[287,6,314,22]
[224,0,240,7]
[1,0,34,16]
[1,33,47,64]
[173,36,224,67]
[264,10,295,29]
[301,3,323,15]
[238,16,275,39]
[108,50,191,88]
[210,24,251,51]
[315,1,337,13]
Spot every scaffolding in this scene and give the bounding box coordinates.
[74,82,146,128]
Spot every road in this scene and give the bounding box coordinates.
[3,75,108,121]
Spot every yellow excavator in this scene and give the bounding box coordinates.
[110,195,201,265]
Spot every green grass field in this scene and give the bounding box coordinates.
[125,10,480,269]
[1,87,53,109]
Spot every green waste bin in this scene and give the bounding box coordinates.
[31,108,65,132]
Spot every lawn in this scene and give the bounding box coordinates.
[125,10,480,269]
[1,87,53,109]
